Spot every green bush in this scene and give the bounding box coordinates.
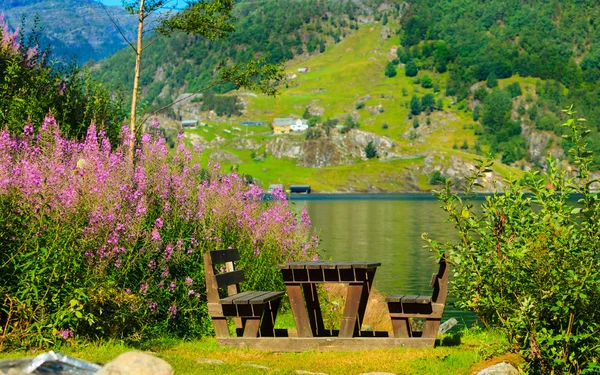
[424,109,600,374]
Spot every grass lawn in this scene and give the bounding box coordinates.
[0,311,520,375]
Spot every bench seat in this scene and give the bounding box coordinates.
[386,253,449,340]
[204,248,284,338]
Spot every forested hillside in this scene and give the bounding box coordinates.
[93,0,403,112]
[399,0,600,167]
[1,0,142,63]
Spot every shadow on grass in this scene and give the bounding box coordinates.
[436,331,463,347]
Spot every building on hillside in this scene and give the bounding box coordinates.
[272,118,293,134]
[182,120,198,128]
[290,185,311,194]
[298,67,310,73]
[241,121,266,126]
[290,119,309,132]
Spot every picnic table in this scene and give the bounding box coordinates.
[209,252,450,351]
[275,261,380,338]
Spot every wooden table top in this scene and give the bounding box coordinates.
[276,261,381,270]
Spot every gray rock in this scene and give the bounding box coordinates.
[476,361,520,375]
[196,358,226,365]
[96,352,173,375]
[244,364,271,370]
[296,371,328,375]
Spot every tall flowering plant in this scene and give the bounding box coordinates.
[0,116,317,348]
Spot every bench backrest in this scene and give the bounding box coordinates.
[430,252,449,304]
[204,248,245,304]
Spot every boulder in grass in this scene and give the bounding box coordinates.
[96,352,173,375]
[476,361,520,375]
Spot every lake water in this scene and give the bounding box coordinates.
[291,193,477,327]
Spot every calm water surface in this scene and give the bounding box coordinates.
[291,194,477,326]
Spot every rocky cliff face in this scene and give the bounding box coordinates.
[267,129,400,167]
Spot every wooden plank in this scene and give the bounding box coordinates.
[211,317,230,338]
[216,337,437,351]
[247,291,284,305]
[429,273,438,288]
[242,317,261,337]
[339,281,363,338]
[305,262,325,269]
[416,296,431,304]
[259,299,281,337]
[352,262,382,268]
[302,283,325,336]
[401,295,419,304]
[232,291,271,305]
[215,270,245,288]
[210,249,240,264]
[219,290,256,304]
[355,269,375,337]
[286,283,313,338]
[391,317,411,338]
[386,294,405,303]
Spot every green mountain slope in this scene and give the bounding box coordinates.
[176,23,525,192]
[1,0,142,63]
[93,0,403,111]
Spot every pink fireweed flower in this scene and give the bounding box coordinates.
[148,301,158,313]
[154,217,164,229]
[188,289,195,296]
[151,118,160,129]
[140,283,148,295]
[164,244,173,261]
[168,304,177,319]
[151,228,161,242]
[59,329,73,340]
[168,281,176,292]
[185,277,193,286]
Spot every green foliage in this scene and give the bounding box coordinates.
[425,109,600,374]
[410,95,422,115]
[473,105,481,121]
[421,93,436,112]
[473,86,489,102]
[420,74,433,88]
[0,19,124,144]
[384,61,397,78]
[199,92,242,116]
[505,82,522,98]
[405,60,418,77]
[305,126,322,139]
[355,101,365,110]
[485,72,498,89]
[364,140,377,159]
[427,170,446,185]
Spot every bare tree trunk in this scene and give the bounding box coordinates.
[129,0,145,160]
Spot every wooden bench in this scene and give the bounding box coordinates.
[204,248,285,338]
[386,253,449,340]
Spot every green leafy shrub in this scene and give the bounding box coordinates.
[0,117,316,348]
[0,16,124,145]
[424,109,600,374]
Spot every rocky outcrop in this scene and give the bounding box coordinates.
[209,150,242,164]
[267,137,303,158]
[294,129,399,167]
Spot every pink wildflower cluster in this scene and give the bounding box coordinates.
[0,115,317,343]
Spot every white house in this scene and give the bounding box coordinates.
[290,119,309,132]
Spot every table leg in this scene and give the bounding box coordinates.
[302,283,325,336]
[286,283,313,337]
[339,269,376,338]
[356,269,376,337]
